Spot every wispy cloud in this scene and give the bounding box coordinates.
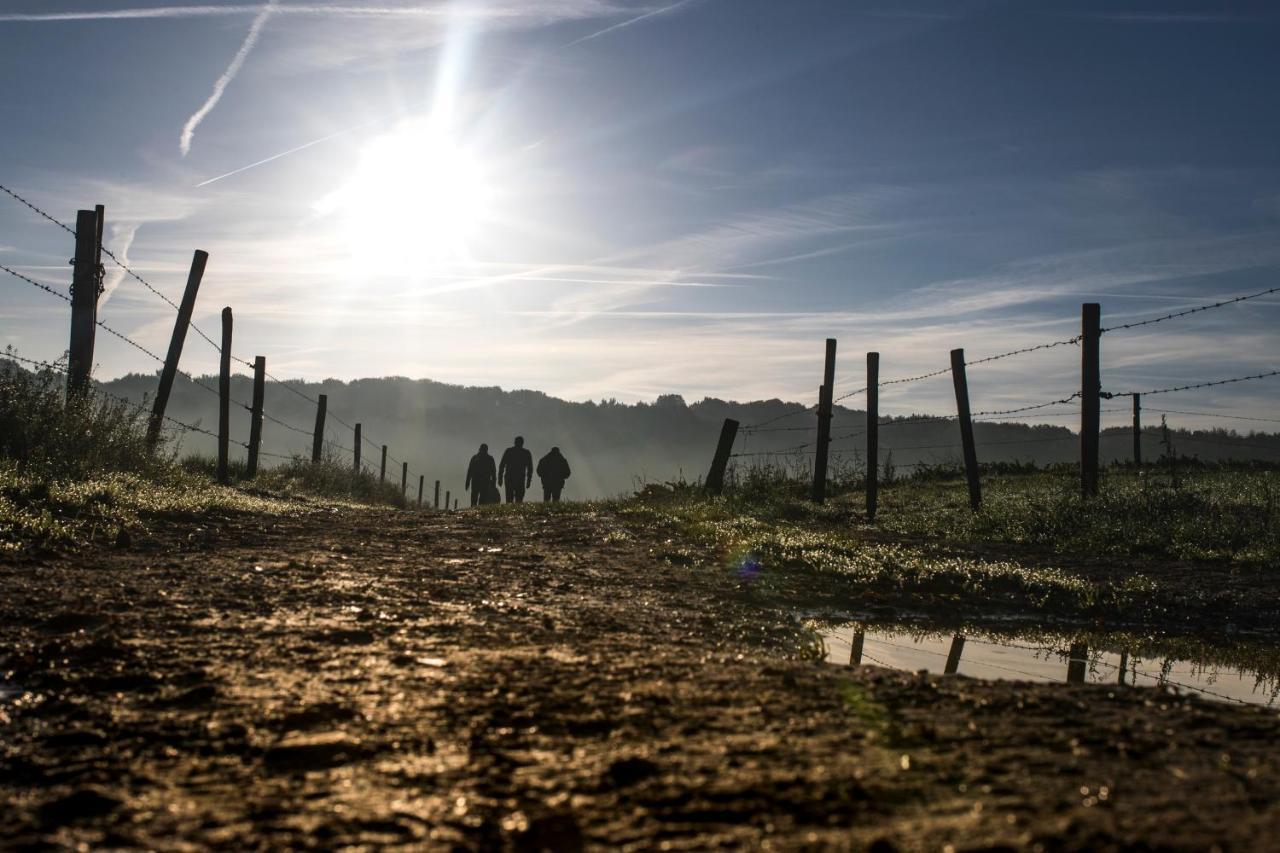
[565,0,695,47]
[180,0,277,157]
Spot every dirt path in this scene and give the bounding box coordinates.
[3,504,1278,850]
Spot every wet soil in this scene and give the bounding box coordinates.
[2,505,1279,850]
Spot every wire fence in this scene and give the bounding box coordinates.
[0,185,434,501]
[6,182,1280,502]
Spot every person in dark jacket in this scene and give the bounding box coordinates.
[498,436,534,503]
[465,444,497,507]
[536,447,571,502]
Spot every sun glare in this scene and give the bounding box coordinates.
[318,119,490,271]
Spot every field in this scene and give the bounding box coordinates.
[3,370,1280,849]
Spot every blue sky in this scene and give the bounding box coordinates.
[3,0,1280,430]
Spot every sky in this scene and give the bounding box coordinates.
[3,0,1280,431]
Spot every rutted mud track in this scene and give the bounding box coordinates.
[2,505,1279,850]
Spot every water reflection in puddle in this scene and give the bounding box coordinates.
[821,623,1280,709]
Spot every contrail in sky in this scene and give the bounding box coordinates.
[565,0,694,47]
[0,5,464,22]
[196,117,387,187]
[180,0,277,157]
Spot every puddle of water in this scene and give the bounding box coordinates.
[820,622,1280,709]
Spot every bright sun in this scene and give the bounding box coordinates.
[318,119,490,270]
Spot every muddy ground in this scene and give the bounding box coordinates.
[2,503,1278,851]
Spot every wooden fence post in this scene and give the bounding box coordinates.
[811,338,837,504]
[401,461,408,495]
[67,207,104,398]
[418,475,424,507]
[380,445,388,482]
[1081,302,1102,497]
[434,480,441,509]
[950,348,982,511]
[147,249,207,446]
[849,630,865,666]
[454,498,458,511]
[311,394,327,463]
[354,424,362,472]
[246,355,265,477]
[944,635,966,675]
[705,418,739,495]
[217,307,232,485]
[1067,642,1088,684]
[1131,393,1142,466]
[445,490,451,511]
[866,351,880,522]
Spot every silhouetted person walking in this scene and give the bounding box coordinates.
[465,443,497,507]
[498,436,534,503]
[536,447,571,502]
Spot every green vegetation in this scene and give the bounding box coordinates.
[0,362,415,553]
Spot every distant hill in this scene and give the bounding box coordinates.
[100,372,1280,500]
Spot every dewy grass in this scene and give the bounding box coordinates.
[0,362,416,552]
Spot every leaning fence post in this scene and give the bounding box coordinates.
[418,474,424,507]
[944,635,966,675]
[217,307,232,484]
[1131,393,1142,466]
[811,338,837,503]
[705,418,740,495]
[1081,302,1102,497]
[354,424,362,472]
[866,351,880,522]
[849,631,865,666]
[434,480,441,509]
[950,348,982,511]
[67,207,104,398]
[311,394,327,463]
[148,249,207,446]
[246,355,265,477]
[380,445,388,483]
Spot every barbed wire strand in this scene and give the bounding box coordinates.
[1101,286,1280,334]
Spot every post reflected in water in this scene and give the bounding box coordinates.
[849,630,865,666]
[1067,642,1089,684]
[1118,650,1129,686]
[944,635,966,675]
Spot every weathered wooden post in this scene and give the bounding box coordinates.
[401,461,408,495]
[705,418,739,495]
[950,348,982,511]
[1118,650,1129,686]
[866,351,880,522]
[1081,302,1102,497]
[353,424,362,472]
[147,249,207,446]
[67,207,104,398]
[217,307,232,485]
[1067,642,1088,684]
[1131,393,1142,466]
[245,355,265,477]
[944,635,966,675]
[380,445,388,483]
[849,630,865,666]
[445,490,451,511]
[434,480,441,509]
[811,338,837,504]
[453,498,458,511]
[418,475,424,507]
[311,394,327,463]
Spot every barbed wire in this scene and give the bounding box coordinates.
[262,410,313,436]
[1101,285,1280,334]
[1105,370,1280,399]
[1,263,71,303]
[971,393,1082,418]
[1146,407,1280,425]
[0,183,75,235]
[1139,428,1280,454]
